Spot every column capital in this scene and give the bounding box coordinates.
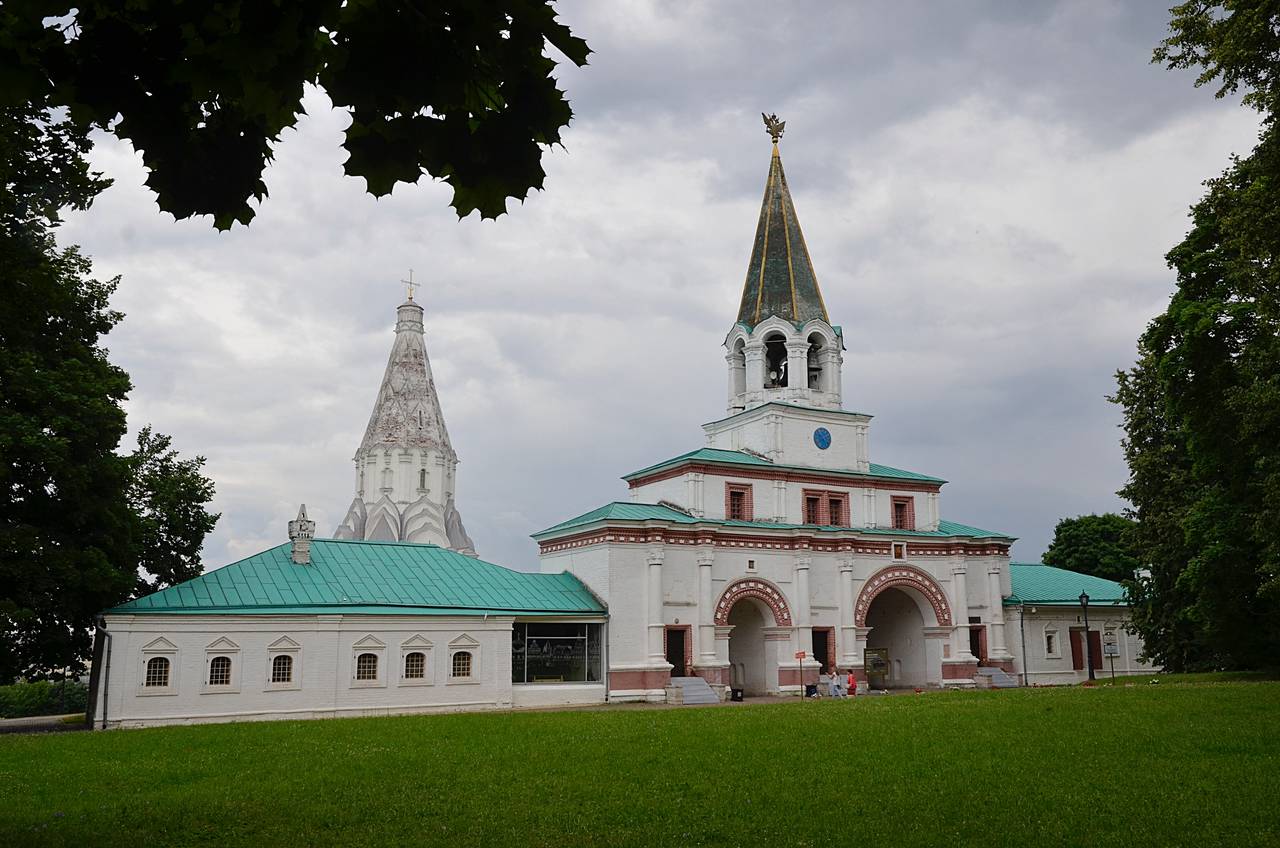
[646,548,665,566]
[795,556,812,570]
[987,566,1003,576]
[696,550,715,567]
[951,565,969,576]
[839,557,855,572]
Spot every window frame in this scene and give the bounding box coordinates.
[350,636,387,689]
[891,541,907,561]
[265,636,302,691]
[801,489,850,526]
[201,637,241,694]
[447,635,480,685]
[137,638,179,696]
[399,635,434,687]
[725,482,753,522]
[1044,628,1061,659]
[890,496,916,531]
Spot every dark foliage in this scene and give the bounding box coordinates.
[0,1,590,228]
[1041,514,1140,583]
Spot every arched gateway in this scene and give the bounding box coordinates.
[855,566,953,688]
[716,578,793,696]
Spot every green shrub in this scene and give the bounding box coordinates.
[0,680,89,718]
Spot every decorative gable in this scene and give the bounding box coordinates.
[205,636,240,651]
[448,633,479,648]
[353,634,386,649]
[268,635,301,650]
[140,636,178,652]
[401,634,434,649]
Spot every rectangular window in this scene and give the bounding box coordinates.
[511,623,604,684]
[802,489,850,526]
[892,542,907,561]
[725,483,753,521]
[1044,631,1058,658]
[891,496,915,530]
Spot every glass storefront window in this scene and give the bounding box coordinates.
[511,623,602,684]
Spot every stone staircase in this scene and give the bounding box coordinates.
[976,667,1020,689]
[668,676,721,705]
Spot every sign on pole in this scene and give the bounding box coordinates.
[794,650,806,660]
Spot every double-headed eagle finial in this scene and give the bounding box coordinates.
[762,112,786,144]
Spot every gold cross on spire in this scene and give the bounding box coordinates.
[401,269,418,301]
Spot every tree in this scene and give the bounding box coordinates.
[125,427,219,594]
[0,1,590,228]
[1041,514,1140,583]
[0,105,219,680]
[1111,1,1280,671]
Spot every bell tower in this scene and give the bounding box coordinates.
[726,115,843,414]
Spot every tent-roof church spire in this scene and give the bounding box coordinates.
[735,114,829,330]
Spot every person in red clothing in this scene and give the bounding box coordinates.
[846,669,858,697]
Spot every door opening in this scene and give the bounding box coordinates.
[665,627,687,677]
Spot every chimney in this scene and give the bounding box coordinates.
[288,504,316,565]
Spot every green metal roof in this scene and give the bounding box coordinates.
[1005,563,1129,607]
[107,539,605,617]
[621,446,946,485]
[533,501,1012,541]
[737,144,828,329]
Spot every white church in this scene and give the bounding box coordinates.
[88,122,1153,728]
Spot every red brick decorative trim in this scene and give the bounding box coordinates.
[713,577,793,627]
[725,482,754,521]
[854,565,953,627]
[628,462,943,494]
[608,669,671,692]
[801,489,851,526]
[942,662,978,680]
[662,625,693,674]
[538,526,1010,558]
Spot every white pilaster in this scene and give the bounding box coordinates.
[744,342,765,407]
[838,559,859,666]
[951,565,976,661]
[697,548,716,664]
[928,491,940,531]
[785,340,809,403]
[987,567,1012,660]
[647,548,666,665]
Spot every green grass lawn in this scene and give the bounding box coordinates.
[3,683,1279,847]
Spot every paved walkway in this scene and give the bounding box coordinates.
[0,713,87,734]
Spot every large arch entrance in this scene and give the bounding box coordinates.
[865,588,926,688]
[727,600,769,695]
[855,566,953,689]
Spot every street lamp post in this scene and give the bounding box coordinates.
[1079,591,1095,681]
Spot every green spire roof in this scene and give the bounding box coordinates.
[737,142,829,329]
[106,539,604,617]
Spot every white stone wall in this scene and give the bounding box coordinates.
[543,533,1013,697]
[703,405,870,472]
[94,613,603,728]
[1004,605,1157,685]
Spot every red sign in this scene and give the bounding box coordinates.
[794,651,806,660]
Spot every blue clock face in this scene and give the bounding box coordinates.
[813,427,832,450]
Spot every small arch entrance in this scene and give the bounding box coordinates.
[865,589,926,687]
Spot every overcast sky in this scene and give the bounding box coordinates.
[62,1,1259,571]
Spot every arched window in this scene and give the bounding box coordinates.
[418,468,427,490]
[271,654,293,684]
[144,656,170,687]
[807,333,826,390]
[404,651,426,679]
[764,333,788,388]
[208,655,232,686]
[451,651,472,679]
[355,652,378,681]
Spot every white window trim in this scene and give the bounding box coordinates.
[891,542,907,561]
[447,635,480,685]
[265,645,301,691]
[137,639,179,696]
[351,636,387,689]
[202,641,241,694]
[399,636,434,687]
[1044,628,1062,659]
